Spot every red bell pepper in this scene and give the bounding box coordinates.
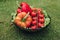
[17,7,21,13]
[20,2,32,13]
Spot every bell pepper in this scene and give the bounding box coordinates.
[14,12,32,28]
[20,2,32,13]
[17,7,21,13]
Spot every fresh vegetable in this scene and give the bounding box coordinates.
[32,17,37,21]
[14,12,32,28]
[32,20,37,25]
[31,12,37,17]
[31,8,45,29]
[44,18,50,27]
[31,25,37,30]
[12,2,50,31]
[20,2,32,13]
[17,7,21,13]
[42,10,48,18]
[25,15,32,27]
[37,8,42,14]
[38,23,44,28]
[32,8,37,11]
[38,14,44,18]
[38,18,44,23]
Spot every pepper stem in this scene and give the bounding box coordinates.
[22,12,30,22]
[24,12,29,19]
[16,1,21,9]
[16,1,20,7]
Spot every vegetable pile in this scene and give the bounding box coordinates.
[11,2,50,31]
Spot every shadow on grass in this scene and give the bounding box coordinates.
[0,0,7,2]
[12,22,51,40]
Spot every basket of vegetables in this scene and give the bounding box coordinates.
[11,2,51,32]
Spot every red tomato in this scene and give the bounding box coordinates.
[31,12,37,17]
[38,18,44,23]
[32,17,37,21]
[32,8,37,11]
[38,23,44,28]
[38,10,41,14]
[17,7,21,13]
[37,8,42,11]
[31,25,37,30]
[32,20,37,25]
[38,14,44,18]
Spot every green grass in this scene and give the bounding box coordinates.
[0,0,60,40]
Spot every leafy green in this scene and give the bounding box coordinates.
[42,10,48,18]
[44,18,50,27]
[42,10,50,27]
[11,13,17,23]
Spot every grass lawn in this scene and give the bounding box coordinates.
[0,0,60,40]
